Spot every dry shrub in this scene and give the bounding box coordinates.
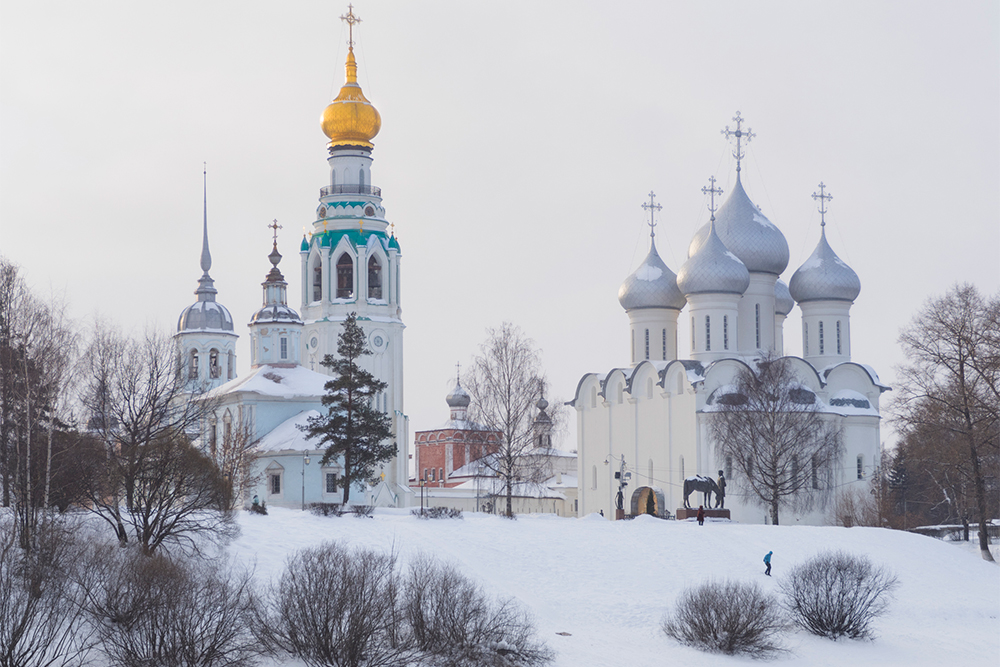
[662,580,785,658]
[254,542,411,667]
[82,547,259,667]
[309,502,344,517]
[780,551,898,640]
[411,507,463,520]
[405,555,553,666]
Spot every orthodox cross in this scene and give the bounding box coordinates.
[340,4,362,48]
[358,218,364,233]
[455,362,461,384]
[702,176,723,221]
[641,191,661,238]
[812,182,832,227]
[268,219,283,245]
[721,111,755,173]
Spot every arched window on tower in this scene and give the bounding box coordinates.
[837,321,842,355]
[336,254,354,299]
[227,351,234,380]
[358,168,366,190]
[755,303,761,349]
[330,170,336,188]
[368,256,383,300]
[189,350,199,379]
[819,321,825,355]
[723,315,729,350]
[209,349,220,378]
[312,262,322,302]
[705,315,711,352]
[644,328,649,360]
[662,329,667,360]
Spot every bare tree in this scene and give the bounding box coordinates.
[206,416,261,511]
[893,283,999,561]
[464,323,549,518]
[709,355,843,525]
[78,324,233,555]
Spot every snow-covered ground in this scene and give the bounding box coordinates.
[232,508,999,667]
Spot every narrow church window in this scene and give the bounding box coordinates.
[313,264,322,301]
[837,321,842,355]
[723,315,729,350]
[803,322,809,355]
[368,256,383,299]
[269,473,281,495]
[280,337,288,360]
[725,455,732,479]
[592,465,597,490]
[756,304,761,349]
[662,329,667,360]
[705,316,711,352]
[209,421,217,458]
[811,455,819,489]
[644,329,649,360]
[791,454,799,484]
[227,351,234,380]
[331,170,336,188]
[189,350,199,379]
[857,455,864,480]
[336,254,354,298]
[326,472,338,493]
[209,349,220,378]
[439,467,444,482]
[358,168,366,190]
[819,321,825,355]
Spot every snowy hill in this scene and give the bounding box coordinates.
[232,509,998,667]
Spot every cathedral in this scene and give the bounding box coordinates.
[572,114,887,525]
[174,8,410,509]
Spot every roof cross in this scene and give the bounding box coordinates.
[340,4,362,48]
[702,176,723,221]
[268,219,283,246]
[641,191,662,238]
[455,362,461,384]
[811,182,833,227]
[721,111,755,173]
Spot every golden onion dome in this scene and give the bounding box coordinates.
[321,47,381,149]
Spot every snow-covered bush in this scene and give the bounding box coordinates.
[81,546,259,667]
[0,517,95,667]
[254,541,413,667]
[350,504,375,517]
[662,580,785,658]
[780,551,898,640]
[309,502,344,517]
[404,554,553,667]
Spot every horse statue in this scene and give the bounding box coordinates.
[683,475,722,509]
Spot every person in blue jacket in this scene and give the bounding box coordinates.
[764,550,773,576]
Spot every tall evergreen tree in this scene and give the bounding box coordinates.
[302,313,394,504]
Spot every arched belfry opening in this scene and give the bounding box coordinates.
[368,255,383,299]
[336,253,354,298]
[630,486,665,517]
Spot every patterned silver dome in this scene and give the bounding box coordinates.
[789,228,861,303]
[446,380,471,408]
[249,303,303,325]
[250,242,304,325]
[178,299,235,332]
[618,239,686,311]
[774,278,795,316]
[677,220,750,296]
[688,175,789,275]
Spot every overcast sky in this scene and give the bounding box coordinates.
[2,1,998,452]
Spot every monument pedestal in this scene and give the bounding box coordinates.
[676,508,730,520]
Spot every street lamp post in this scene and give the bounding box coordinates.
[301,450,311,511]
[419,478,425,515]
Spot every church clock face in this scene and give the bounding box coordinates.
[318,205,327,218]
[369,329,388,353]
[310,336,318,349]
[364,205,375,217]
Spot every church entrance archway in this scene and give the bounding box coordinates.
[630,486,665,517]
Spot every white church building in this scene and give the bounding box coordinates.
[174,9,411,509]
[572,115,888,525]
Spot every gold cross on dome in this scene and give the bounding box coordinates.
[702,176,724,221]
[721,111,755,173]
[811,182,833,227]
[641,191,662,238]
[268,219,283,245]
[340,4,362,48]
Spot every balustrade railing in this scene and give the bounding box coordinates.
[320,183,381,197]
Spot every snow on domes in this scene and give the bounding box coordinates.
[677,221,750,296]
[178,300,235,333]
[774,278,795,316]
[446,380,471,408]
[618,240,686,311]
[688,176,789,275]
[788,228,861,303]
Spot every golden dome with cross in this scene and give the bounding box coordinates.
[321,6,381,149]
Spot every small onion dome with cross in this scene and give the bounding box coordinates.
[677,219,750,296]
[618,240,686,311]
[321,7,381,149]
[789,183,861,303]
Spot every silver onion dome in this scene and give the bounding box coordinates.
[677,221,750,296]
[788,229,861,303]
[688,176,789,275]
[618,239,686,311]
[774,278,795,316]
[446,380,471,408]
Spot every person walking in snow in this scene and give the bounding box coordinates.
[697,505,705,525]
[764,550,772,576]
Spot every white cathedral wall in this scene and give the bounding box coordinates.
[799,299,853,369]
[737,273,778,356]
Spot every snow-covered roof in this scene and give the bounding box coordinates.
[257,409,322,452]
[207,364,329,400]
